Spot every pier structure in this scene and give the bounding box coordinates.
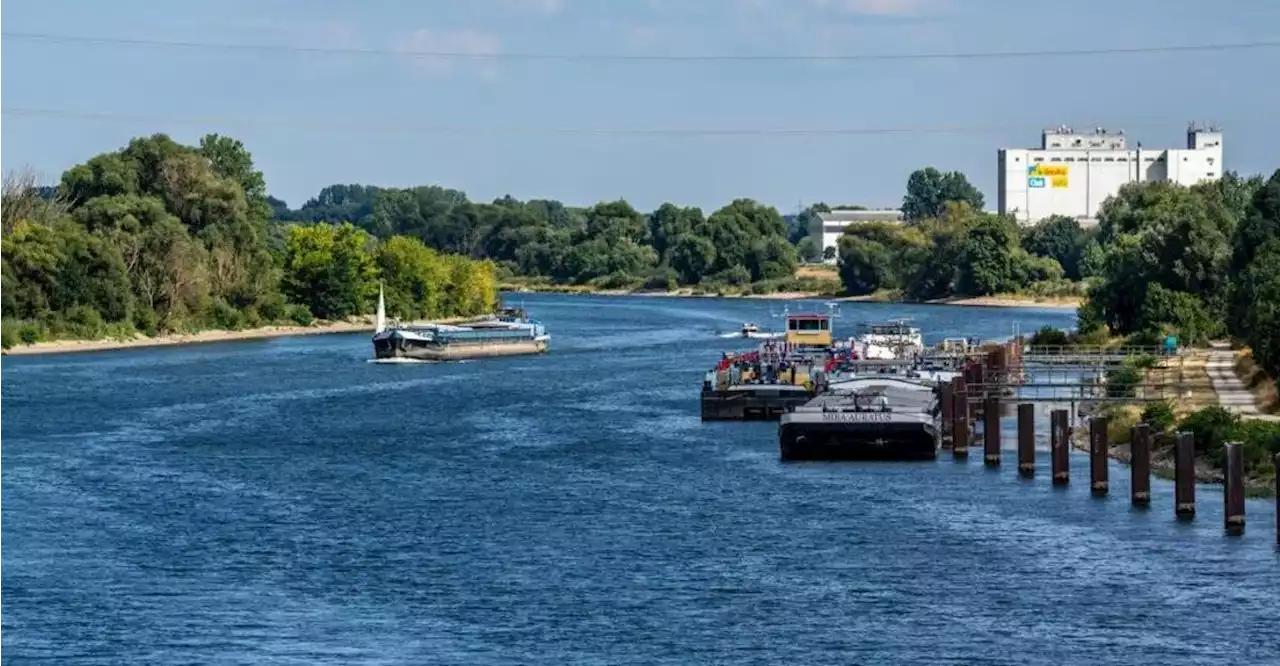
[698,329,1279,544]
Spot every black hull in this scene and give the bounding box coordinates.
[779,422,939,461]
[701,388,813,421]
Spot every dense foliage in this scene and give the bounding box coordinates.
[271,184,801,295]
[835,199,1077,301]
[1,135,497,348]
[1078,170,1280,377]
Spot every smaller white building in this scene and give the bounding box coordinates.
[812,209,904,262]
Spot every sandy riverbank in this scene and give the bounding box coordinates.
[504,286,1083,309]
[2,320,377,357]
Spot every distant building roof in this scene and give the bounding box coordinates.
[817,209,904,224]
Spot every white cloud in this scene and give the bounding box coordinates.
[394,28,504,80]
[505,0,567,15]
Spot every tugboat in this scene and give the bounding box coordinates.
[778,370,943,461]
[371,288,550,361]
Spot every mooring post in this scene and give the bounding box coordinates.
[940,381,954,449]
[1017,403,1035,478]
[984,395,1001,466]
[1175,431,1196,519]
[1050,409,1069,485]
[1089,416,1109,496]
[953,379,969,459]
[1130,423,1151,506]
[1275,453,1279,546]
[1224,442,1245,534]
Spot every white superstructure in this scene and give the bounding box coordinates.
[998,123,1224,225]
[811,209,904,263]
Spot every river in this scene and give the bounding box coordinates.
[3,294,1278,665]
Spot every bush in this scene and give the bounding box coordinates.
[258,292,288,322]
[1,321,17,349]
[641,269,678,292]
[64,305,106,339]
[1125,329,1165,348]
[133,307,161,337]
[589,271,641,291]
[1177,406,1239,464]
[1105,365,1141,398]
[1028,325,1068,347]
[286,304,314,326]
[209,298,246,331]
[18,321,42,344]
[1128,354,1159,370]
[1140,401,1177,433]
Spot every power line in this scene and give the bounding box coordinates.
[2,106,1005,136]
[4,30,1279,62]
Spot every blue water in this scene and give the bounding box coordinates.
[3,294,1278,665]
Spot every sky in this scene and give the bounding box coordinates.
[3,0,1280,213]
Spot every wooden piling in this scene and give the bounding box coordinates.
[1174,431,1195,519]
[1050,409,1069,485]
[1130,423,1151,506]
[1017,403,1035,478]
[940,382,954,449]
[983,396,1001,466]
[1089,416,1109,496]
[952,377,969,459]
[1224,442,1245,534]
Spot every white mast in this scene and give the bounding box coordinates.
[375,284,387,334]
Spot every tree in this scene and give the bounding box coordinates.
[1021,215,1089,280]
[668,234,717,285]
[647,203,703,262]
[1086,181,1234,337]
[281,223,378,319]
[902,167,985,222]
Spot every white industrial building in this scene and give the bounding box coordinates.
[998,124,1223,225]
[812,209,904,262]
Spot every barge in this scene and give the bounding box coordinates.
[700,310,835,421]
[372,289,550,361]
[779,371,944,461]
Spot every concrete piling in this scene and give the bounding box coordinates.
[983,396,1001,466]
[1175,431,1196,519]
[940,382,953,449]
[1050,409,1069,485]
[1089,416,1109,496]
[1017,403,1035,478]
[1130,423,1151,506]
[1223,442,1245,534]
[952,380,969,459]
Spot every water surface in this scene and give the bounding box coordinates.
[3,294,1277,665]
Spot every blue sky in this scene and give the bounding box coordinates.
[4,0,1279,213]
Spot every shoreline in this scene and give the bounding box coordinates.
[1,314,480,358]
[2,320,377,357]
[502,286,1082,309]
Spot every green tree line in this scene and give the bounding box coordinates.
[1,134,497,348]
[831,167,1086,301]
[271,184,803,294]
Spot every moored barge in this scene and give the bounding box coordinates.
[778,373,943,461]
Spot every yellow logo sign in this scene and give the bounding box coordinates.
[1028,164,1070,188]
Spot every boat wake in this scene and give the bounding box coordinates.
[718,331,785,340]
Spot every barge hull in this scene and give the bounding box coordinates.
[374,337,549,361]
[779,423,939,461]
[701,389,813,421]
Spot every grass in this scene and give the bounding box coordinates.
[1233,348,1280,415]
[1142,350,1218,418]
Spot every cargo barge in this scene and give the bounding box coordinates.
[779,371,945,461]
[700,310,835,421]
[371,289,550,361]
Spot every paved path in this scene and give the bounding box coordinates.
[1206,342,1280,421]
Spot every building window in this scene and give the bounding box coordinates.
[1104,157,1115,162]
[1207,172,1216,177]
[1091,157,1101,162]
[1145,157,1155,162]
[1034,157,1045,162]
